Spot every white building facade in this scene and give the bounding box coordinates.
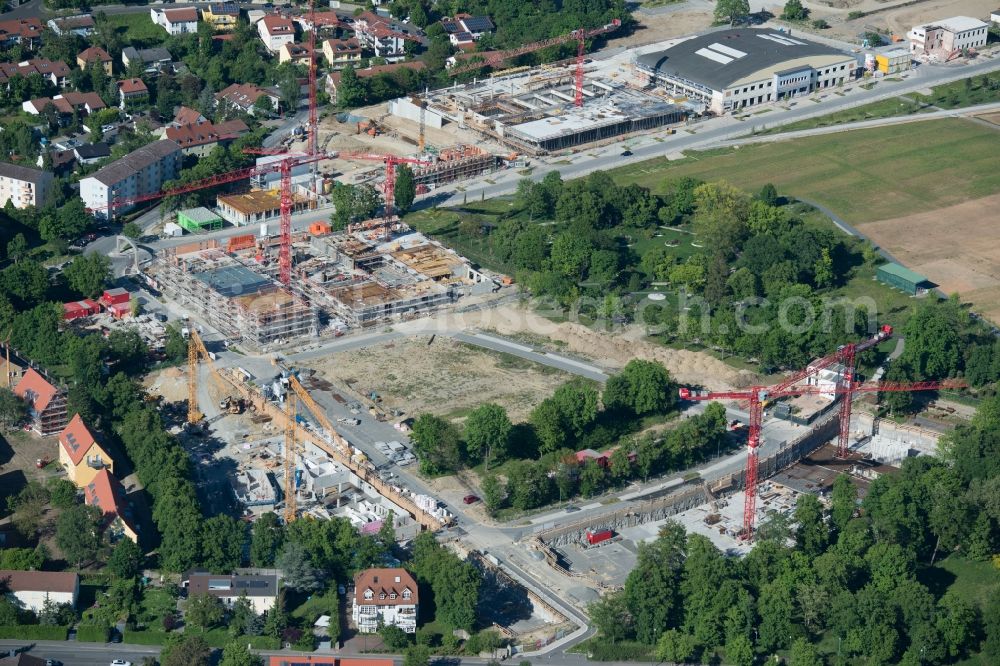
[908,16,989,58]
[0,570,79,612]
[353,568,419,633]
[79,139,182,219]
[150,7,198,35]
[0,162,54,209]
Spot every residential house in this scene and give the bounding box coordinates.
[38,148,76,175]
[0,18,43,49]
[184,572,280,613]
[354,11,422,61]
[118,78,149,109]
[173,106,206,126]
[58,413,114,487]
[121,46,173,76]
[48,14,95,37]
[74,142,111,165]
[0,161,55,210]
[164,118,249,156]
[352,568,418,633]
[13,368,68,436]
[279,42,314,65]
[0,652,49,666]
[258,15,296,53]
[440,14,494,47]
[295,11,341,37]
[0,570,79,613]
[325,61,425,104]
[0,59,71,88]
[202,2,240,32]
[150,7,199,35]
[77,46,113,76]
[215,82,280,116]
[79,139,182,219]
[908,16,989,58]
[22,91,106,117]
[84,468,139,543]
[322,38,361,69]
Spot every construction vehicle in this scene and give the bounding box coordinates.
[219,396,246,414]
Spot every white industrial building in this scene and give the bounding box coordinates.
[353,567,419,633]
[79,139,182,219]
[636,28,857,115]
[908,16,989,59]
[0,570,79,612]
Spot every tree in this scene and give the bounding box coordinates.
[336,64,366,108]
[8,481,50,538]
[410,413,462,474]
[63,253,111,298]
[464,403,512,469]
[220,641,263,666]
[394,164,416,213]
[655,629,698,663]
[122,222,141,239]
[403,644,431,666]
[276,541,322,593]
[725,634,755,666]
[714,0,751,25]
[480,473,505,514]
[602,360,675,416]
[161,634,211,666]
[794,493,829,556]
[107,538,143,579]
[579,459,605,497]
[830,473,857,534]
[788,637,823,666]
[551,378,599,439]
[55,503,102,567]
[47,478,78,509]
[588,592,633,643]
[200,514,246,572]
[250,511,284,567]
[0,388,28,429]
[782,0,809,20]
[530,398,567,456]
[6,233,27,263]
[381,623,411,650]
[185,593,225,629]
[757,183,778,206]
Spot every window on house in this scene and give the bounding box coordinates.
[403,590,411,599]
[390,593,397,599]
[379,593,386,600]
[364,589,373,599]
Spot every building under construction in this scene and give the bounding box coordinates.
[393,71,686,155]
[411,145,499,189]
[146,227,490,347]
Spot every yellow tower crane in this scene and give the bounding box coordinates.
[187,328,237,425]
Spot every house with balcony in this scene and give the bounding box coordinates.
[279,42,314,65]
[59,414,114,488]
[150,7,198,35]
[122,47,174,76]
[215,82,280,116]
[202,3,240,32]
[354,11,422,61]
[48,14,95,37]
[118,78,149,109]
[13,368,67,436]
[0,58,71,88]
[79,139,182,219]
[258,15,296,53]
[352,568,418,634]
[322,38,361,69]
[0,162,54,210]
[184,572,280,613]
[0,18,43,49]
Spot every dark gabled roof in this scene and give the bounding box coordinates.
[635,28,850,92]
[0,161,52,186]
[187,572,278,598]
[460,16,494,33]
[74,142,111,159]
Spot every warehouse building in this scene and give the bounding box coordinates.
[635,28,857,115]
[876,262,930,295]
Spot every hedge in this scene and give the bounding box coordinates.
[587,642,657,662]
[123,629,173,645]
[0,625,69,640]
[76,624,111,642]
[246,635,281,649]
[187,628,245,648]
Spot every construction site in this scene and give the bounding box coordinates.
[145,224,491,349]
[392,74,687,156]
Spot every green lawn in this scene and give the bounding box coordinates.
[103,14,168,48]
[759,97,931,134]
[135,586,177,630]
[927,555,1000,611]
[290,588,339,625]
[608,119,1000,225]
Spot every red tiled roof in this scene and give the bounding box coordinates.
[163,7,198,23]
[78,46,112,63]
[324,38,361,54]
[14,368,58,413]
[165,119,248,147]
[216,82,275,109]
[173,106,204,125]
[0,570,78,594]
[84,468,136,533]
[327,60,425,86]
[0,18,43,41]
[118,78,148,94]
[353,568,418,606]
[0,58,70,83]
[306,12,340,27]
[261,15,295,34]
[59,413,98,466]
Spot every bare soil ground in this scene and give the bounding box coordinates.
[862,193,1000,322]
[819,0,999,41]
[145,366,188,403]
[976,111,1000,125]
[417,304,752,390]
[300,335,571,422]
[608,7,715,49]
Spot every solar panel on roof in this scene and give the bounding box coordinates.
[461,16,494,32]
[441,20,460,33]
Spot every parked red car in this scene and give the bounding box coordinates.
[463,494,480,504]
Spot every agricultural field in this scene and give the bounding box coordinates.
[609,119,1000,224]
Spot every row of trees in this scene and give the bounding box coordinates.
[589,392,1000,664]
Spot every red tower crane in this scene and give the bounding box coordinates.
[307,0,318,159]
[680,376,964,541]
[338,152,431,239]
[448,19,623,104]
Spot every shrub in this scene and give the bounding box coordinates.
[0,625,69,640]
[587,641,656,661]
[76,624,111,642]
[812,19,829,29]
[123,629,173,645]
[246,635,281,649]
[848,10,864,19]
